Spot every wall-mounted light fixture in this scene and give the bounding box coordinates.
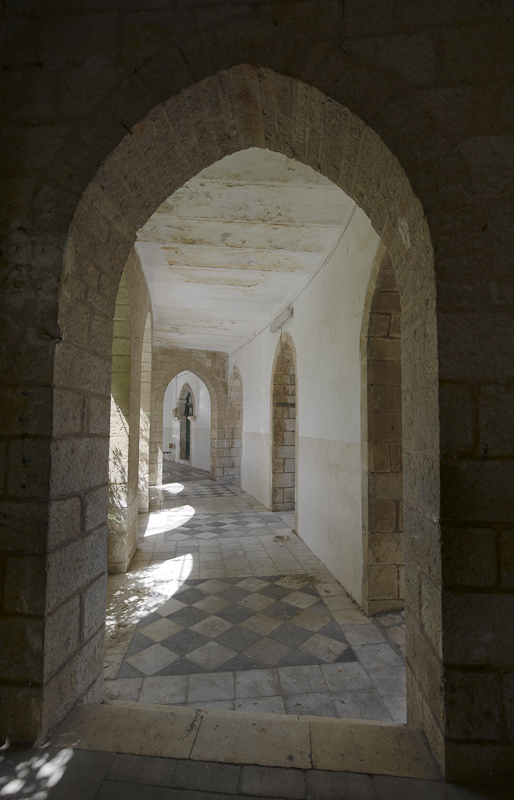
[270,306,293,333]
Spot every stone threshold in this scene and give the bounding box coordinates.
[49,701,439,780]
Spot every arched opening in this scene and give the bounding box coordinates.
[37,66,442,771]
[271,335,297,513]
[163,372,212,472]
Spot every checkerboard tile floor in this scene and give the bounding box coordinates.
[105,463,406,722]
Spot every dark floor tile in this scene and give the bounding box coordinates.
[259,584,292,600]
[317,622,349,643]
[215,626,261,652]
[161,630,208,656]
[306,601,331,618]
[263,602,300,621]
[268,623,313,649]
[126,632,155,656]
[217,586,251,602]
[240,765,306,799]
[106,754,176,787]
[220,576,248,584]
[217,654,268,671]
[175,588,208,605]
[172,760,240,793]
[117,660,145,679]
[137,612,165,629]
[154,657,205,676]
[168,607,210,627]
[299,584,319,597]
[216,605,255,624]
[333,648,357,663]
[277,651,325,667]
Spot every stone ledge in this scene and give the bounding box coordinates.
[49,702,439,779]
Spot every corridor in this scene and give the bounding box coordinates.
[104,464,406,723]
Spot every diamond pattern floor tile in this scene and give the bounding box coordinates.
[105,463,406,721]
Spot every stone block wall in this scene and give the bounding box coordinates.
[363,255,404,614]
[0,6,512,781]
[272,335,296,512]
[225,366,243,484]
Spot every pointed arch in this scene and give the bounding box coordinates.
[44,65,442,766]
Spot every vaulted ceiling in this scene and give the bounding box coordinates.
[136,148,356,353]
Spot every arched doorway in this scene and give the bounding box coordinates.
[38,66,443,772]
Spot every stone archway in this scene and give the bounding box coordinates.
[149,348,228,486]
[37,65,440,767]
[177,381,194,461]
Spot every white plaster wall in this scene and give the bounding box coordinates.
[230,206,381,604]
[163,371,211,471]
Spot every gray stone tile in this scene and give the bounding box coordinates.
[244,637,292,667]
[172,760,240,793]
[17,749,115,800]
[240,765,306,799]
[150,619,201,652]
[106,754,176,786]
[215,625,261,652]
[217,654,268,671]
[95,781,173,800]
[367,665,406,697]
[353,643,404,670]
[268,622,313,649]
[344,624,387,646]
[235,695,287,714]
[284,692,337,718]
[333,689,393,721]
[187,641,238,670]
[317,621,349,643]
[168,606,210,627]
[298,633,349,662]
[216,604,256,624]
[320,662,373,692]
[104,677,142,702]
[306,770,376,800]
[187,671,234,702]
[373,775,447,799]
[139,675,189,705]
[259,584,292,599]
[189,615,233,640]
[126,644,179,676]
[117,660,146,679]
[262,601,300,621]
[278,665,328,694]
[381,694,407,723]
[186,699,236,712]
[217,586,251,601]
[235,668,281,698]
[154,657,204,676]
[277,650,325,667]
